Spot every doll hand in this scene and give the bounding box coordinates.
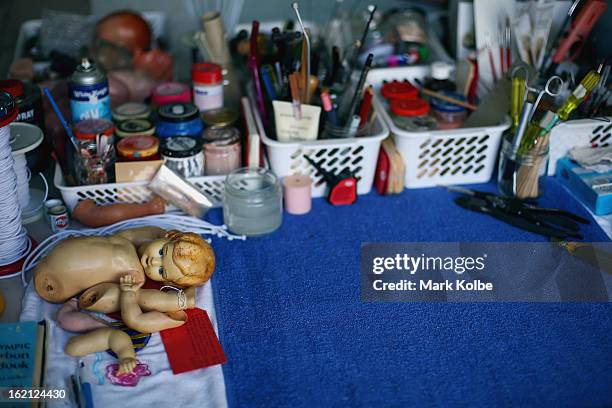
[117,357,138,375]
[119,275,143,292]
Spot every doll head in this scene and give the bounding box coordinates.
[139,230,215,287]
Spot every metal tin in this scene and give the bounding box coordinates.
[156,103,203,139]
[115,119,156,139]
[69,58,111,123]
[117,135,160,161]
[73,119,115,144]
[44,199,63,223]
[160,136,204,177]
[48,205,69,232]
[201,107,239,128]
[112,102,151,122]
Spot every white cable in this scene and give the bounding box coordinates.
[0,124,30,269]
[14,154,30,208]
[20,213,246,286]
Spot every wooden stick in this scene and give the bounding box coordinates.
[420,88,478,111]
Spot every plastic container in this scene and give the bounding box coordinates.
[160,136,204,178]
[430,91,467,130]
[380,80,419,100]
[54,163,226,211]
[498,133,549,199]
[192,62,223,112]
[151,82,191,106]
[117,135,159,161]
[156,103,203,139]
[223,167,282,236]
[390,98,437,131]
[203,127,241,175]
[367,65,510,188]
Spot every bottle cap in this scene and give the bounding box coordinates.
[116,119,156,138]
[431,62,452,80]
[192,62,223,84]
[390,98,430,117]
[117,135,159,159]
[201,108,239,128]
[158,103,200,123]
[381,80,419,100]
[0,80,24,98]
[151,82,192,106]
[160,136,203,158]
[112,102,151,122]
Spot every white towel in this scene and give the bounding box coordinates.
[19,281,227,408]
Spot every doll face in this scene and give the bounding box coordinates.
[139,239,184,283]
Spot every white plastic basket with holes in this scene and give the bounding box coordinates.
[366,66,511,188]
[54,164,226,211]
[547,117,612,176]
[257,104,389,198]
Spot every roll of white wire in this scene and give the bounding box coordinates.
[13,153,30,208]
[0,123,31,268]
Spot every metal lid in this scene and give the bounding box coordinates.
[73,119,115,140]
[112,102,151,121]
[160,136,203,158]
[201,108,239,128]
[0,91,18,128]
[158,103,200,123]
[203,126,240,146]
[116,119,155,137]
[430,91,467,113]
[117,135,159,158]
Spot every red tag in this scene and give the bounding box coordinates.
[160,308,227,374]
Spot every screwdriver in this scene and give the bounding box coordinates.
[555,68,602,121]
[510,74,527,133]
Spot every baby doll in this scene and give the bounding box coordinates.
[33,227,215,303]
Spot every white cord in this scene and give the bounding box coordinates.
[20,213,246,286]
[160,285,187,310]
[0,124,30,268]
[14,154,30,208]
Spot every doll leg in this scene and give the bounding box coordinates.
[65,328,138,374]
[120,275,187,333]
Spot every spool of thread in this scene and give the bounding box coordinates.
[283,175,312,215]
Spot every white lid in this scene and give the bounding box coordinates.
[431,62,452,80]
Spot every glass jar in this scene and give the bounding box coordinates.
[430,92,467,130]
[498,133,549,199]
[160,136,204,178]
[156,103,203,139]
[203,127,241,175]
[389,98,437,131]
[223,167,282,236]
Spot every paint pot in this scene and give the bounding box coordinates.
[156,103,203,139]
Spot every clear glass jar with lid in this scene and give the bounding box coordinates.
[389,98,437,131]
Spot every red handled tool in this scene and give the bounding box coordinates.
[304,156,358,205]
[549,0,607,72]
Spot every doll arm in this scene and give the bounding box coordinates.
[80,283,195,313]
[65,327,137,374]
[120,275,187,333]
[72,196,165,228]
[113,226,167,247]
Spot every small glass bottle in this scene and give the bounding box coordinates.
[430,92,467,130]
[203,127,241,175]
[223,167,282,236]
[424,62,456,93]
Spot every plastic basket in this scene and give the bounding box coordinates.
[366,66,511,188]
[54,164,226,211]
[257,104,389,198]
[548,117,612,176]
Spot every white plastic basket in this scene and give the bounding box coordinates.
[258,107,389,198]
[366,66,510,188]
[548,117,612,176]
[54,164,226,211]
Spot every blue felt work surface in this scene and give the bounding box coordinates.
[206,178,612,407]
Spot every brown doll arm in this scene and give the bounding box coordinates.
[65,327,137,374]
[119,275,187,333]
[80,283,195,313]
[72,196,165,228]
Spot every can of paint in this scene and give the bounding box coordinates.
[69,58,111,123]
[48,205,69,232]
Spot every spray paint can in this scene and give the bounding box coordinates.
[69,58,111,124]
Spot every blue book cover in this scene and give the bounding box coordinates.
[0,321,45,389]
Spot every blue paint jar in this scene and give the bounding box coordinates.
[156,102,203,139]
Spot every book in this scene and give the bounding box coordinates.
[0,321,48,390]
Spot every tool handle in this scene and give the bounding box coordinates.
[552,0,607,64]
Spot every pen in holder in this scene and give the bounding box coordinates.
[498,132,549,199]
[74,141,116,185]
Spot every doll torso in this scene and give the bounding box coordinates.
[33,235,145,303]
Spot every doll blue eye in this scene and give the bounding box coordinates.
[159,248,164,256]
[159,267,164,276]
